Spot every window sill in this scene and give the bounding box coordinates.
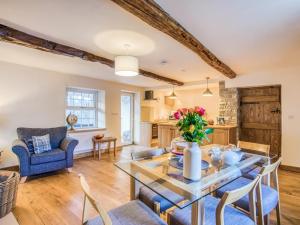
[67,128,106,134]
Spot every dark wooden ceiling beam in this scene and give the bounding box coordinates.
[0,24,184,86]
[110,0,237,79]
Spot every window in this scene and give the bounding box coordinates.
[66,87,105,129]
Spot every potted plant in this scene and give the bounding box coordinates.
[173,106,213,181]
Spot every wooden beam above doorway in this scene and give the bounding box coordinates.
[110,0,237,79]
[0,24,184,86]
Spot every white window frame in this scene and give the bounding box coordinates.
[66,87,106,130]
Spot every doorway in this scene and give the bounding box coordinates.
[239,85,281,156]
[121,92,134,145]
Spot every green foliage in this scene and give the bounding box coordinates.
[176,112,214,144]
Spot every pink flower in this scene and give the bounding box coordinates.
[173,111,181,120]
[181,108,188,115]
[195,106,205,116]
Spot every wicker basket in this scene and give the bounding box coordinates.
[0,171,20,218]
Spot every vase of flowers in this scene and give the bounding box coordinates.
[174,106,213,181]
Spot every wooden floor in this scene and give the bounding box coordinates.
[13,150,300,225]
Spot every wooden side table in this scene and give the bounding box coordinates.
[92,137,117,160]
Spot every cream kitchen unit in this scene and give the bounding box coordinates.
[158,122,237,148]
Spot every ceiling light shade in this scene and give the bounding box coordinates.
[203,77,213,96]
[114,55,139,76]
[169,91,177,99]
[168,86,177,99]
[202,88,213,97]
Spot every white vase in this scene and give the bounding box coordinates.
[183,142,202,181]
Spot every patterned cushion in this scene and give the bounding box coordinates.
[31,149,66,165]
[216,177,279,215]
[108,200,167,225]
[32,134,52,154]
[139,185,184,212]
[242,167,261,180]
[169,195,254,225]
[22,138,35,153]
[84,200,167,225]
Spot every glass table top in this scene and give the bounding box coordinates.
[115,145,272,209]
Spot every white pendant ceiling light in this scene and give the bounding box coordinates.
[114,43,139,77]
[203,77,213,96]
[114,55,139,76]
[168,86,177,99]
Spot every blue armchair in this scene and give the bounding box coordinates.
[12,126,78,182]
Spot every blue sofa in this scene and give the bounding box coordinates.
[12,126,78,180]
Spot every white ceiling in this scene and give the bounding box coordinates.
[0,0,222,87]
[156,0,300,74]
[0,0,300,87]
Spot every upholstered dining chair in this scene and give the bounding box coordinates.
[131,148,184,215]
[79,174,167,225]
[167,175,261,225]
[216,157,282,225]
[238,141,270,180]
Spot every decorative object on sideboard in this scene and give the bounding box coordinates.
[0,171,20,218]
[94,134,104,140]
[216,116,225,125]
[66,113,78,131]
[207,119,214,125]
[173,106,214,181]
[202,77,213,97]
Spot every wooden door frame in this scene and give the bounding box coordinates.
[237,85,282,157]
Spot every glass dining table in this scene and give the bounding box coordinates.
[115,144,272,225]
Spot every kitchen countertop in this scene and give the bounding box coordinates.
[156,121,237,128]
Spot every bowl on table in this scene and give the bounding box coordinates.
[94,134,104,140]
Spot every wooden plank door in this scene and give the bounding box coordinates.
[239,86,281,156]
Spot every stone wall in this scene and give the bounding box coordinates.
[218,81,239,125]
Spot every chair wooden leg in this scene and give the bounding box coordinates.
[20,176,27,183]
[167,212,171,225]
[276,203,281,225]
[256,183,264,225]
[264,214,270,225]
[153,202,161,216]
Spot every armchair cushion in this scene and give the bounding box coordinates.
[32,134,52,154]
[22,138,35,153]
[17,126,67,149]
[31,149,66,165]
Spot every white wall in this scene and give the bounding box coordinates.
[141,86,220,122]
[225,67,300,167]
[0,61,142,156]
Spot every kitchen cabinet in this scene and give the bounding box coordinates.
[158,123,237,148]
[140,122,153,147]
[158,123,179,148]
[204,125,237,146]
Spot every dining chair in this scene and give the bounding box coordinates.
[79,174,167,225]
[131,148,184,215]
[167,175,261,225]
[216,157,282,225]
[238,141,270,180]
